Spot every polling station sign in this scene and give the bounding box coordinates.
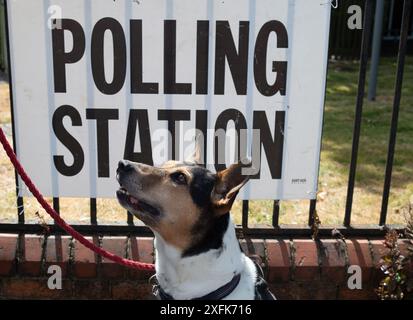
[6,0,330,199]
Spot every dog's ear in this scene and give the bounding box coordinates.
[211,160,251,215]
[185,131,204,165]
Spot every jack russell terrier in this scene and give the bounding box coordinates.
[116,152,275,300]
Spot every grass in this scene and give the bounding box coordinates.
[0,56,412,227]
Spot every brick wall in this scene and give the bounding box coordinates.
[0,234,412,300]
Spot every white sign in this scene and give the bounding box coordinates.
[6,0,330,200]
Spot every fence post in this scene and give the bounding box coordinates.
[380,0,412,226]
[344,0,374,227]
[368,0,385,101]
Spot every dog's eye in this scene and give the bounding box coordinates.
[170,172,187,185]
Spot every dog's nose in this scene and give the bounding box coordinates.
[117,160,134,173]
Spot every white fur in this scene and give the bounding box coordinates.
[154,218,257,300]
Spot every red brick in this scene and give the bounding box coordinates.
[338,286,378,300]
[369,239,386,284]
[101,236,128,279]
[111,281,153,300]
[369,239,386,267]
[265,239,291,281]
[73,280,111,299]
[270,281,338,300]
[319,239,347,283]
[18,235,44,276]
[127,237,155,280]
[269,283,295,300]
[2,278,73,299]
[73,237,99,278]
[240,239,266,257]
[0,234,18,276]
[44,236,72,277]
[240,239,266,269]
[345,239,373,283]
[293,240,320,281]
[129,237,154,263]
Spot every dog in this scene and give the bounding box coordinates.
[116,153,275,300]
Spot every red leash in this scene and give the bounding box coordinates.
[0,127,155,272]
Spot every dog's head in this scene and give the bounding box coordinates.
[116,157,250,253]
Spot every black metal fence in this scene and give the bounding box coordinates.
[329,0,413,59]
[0,0,412,239]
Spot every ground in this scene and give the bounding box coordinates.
[0,56,412,227]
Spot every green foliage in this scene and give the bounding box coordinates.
[376,205,413,300]
[376,230,409,300]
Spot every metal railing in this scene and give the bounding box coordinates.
[0,0,411,239]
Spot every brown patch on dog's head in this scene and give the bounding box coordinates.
[116,159,251,254]
[210,162,251,215]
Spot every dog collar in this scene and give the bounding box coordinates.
[153,273,241,300]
